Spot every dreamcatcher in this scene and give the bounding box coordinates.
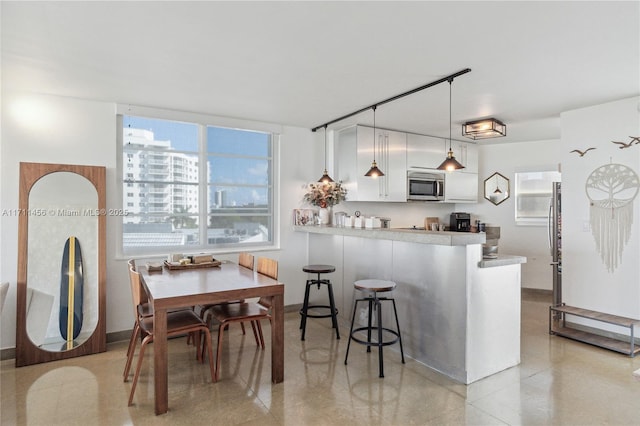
[585,163,640,273]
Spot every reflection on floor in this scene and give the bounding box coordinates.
[3,291,640,425]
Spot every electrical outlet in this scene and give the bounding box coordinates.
[583,220,591,232]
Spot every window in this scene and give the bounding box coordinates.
[514,170,561,225]
[119,114,276,255]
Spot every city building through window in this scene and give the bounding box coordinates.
[119,115,275,255]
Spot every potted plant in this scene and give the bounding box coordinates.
[303,182,347,225]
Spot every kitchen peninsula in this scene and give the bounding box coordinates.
[294,225,526,384]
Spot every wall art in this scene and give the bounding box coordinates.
[585,163,639,272]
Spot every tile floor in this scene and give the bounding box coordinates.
[3,291,640,425]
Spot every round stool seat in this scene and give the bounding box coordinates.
[354,279,396,293]
[302,264,336,274]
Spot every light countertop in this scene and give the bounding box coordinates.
[293,225,486,246]
[478,254,527,268]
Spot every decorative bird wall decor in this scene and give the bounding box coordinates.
[570,147,596,157]
[611,136,640,149]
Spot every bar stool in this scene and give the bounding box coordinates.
[300,264,340,340]
[344,279,405,378]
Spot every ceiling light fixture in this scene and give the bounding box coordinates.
[437,79,465,172]
[462,118,506,140]
[317,125,335,183]
[364,106,384,177]
[310,68,472,177]
[311,68,472,132]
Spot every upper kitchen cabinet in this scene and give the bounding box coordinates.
[336,125,407,202]
[444,172,478,203]
[443,141,479,202]
[451,141,478,173]
[406,133,446,170]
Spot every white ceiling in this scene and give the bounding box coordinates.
[2,1,639,144]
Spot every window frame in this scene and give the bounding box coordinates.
[115,105,281,257]
[514,169,561,226]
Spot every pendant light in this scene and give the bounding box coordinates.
[317,125,335,183]
[437,78,465,172]
[364,106,385,177]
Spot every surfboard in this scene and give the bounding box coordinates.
[59,236,83,344]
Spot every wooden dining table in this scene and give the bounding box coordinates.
[139,262,285,415]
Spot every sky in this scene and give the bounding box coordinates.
[123,115,270,207]
[124,116,198,151]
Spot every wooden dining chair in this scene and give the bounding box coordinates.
[257,256,278,280]
[238,252,254,270]
[200,252,254,334]
[124,266,215,406]
[208,257,278,381]
[124,259,150,364]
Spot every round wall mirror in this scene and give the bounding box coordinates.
[484,172,510,205]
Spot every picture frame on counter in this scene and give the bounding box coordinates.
[293,209,316,226]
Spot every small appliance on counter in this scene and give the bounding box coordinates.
[334,211,348,227]
[449,212,471,232]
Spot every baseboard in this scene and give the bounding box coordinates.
[1,347,16,361]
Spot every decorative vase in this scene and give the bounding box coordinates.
[318,207,331,225]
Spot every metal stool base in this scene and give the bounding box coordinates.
[344,294,405,378]
[300,273,340,341]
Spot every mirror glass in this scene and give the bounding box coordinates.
[484,172,510,205]
[27,172,98,351]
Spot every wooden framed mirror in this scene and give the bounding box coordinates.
[16,162,106,366]
[484,172,510,206]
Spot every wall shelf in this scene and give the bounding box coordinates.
[549,304,640,357]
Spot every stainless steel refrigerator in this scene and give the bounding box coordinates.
[548,182,562,307]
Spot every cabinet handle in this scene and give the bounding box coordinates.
[385,135,390,196]
[378,133,384,197]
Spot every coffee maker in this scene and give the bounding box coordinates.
[449,212,471,232]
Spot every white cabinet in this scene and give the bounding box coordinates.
[406,133,446,170]
[407,135,478,173]
[452,141,478,173]
[443,141,478,202]
[337,125,407,202]
[444,171,478,203]
[337,126,478,203]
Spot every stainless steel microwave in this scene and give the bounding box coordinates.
[407,170,444,201]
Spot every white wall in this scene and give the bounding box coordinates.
[0,92,315,351]
[3,91,637,351]
[1,92,117,350]
[465,139,562,290]
[561,96,640,318]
